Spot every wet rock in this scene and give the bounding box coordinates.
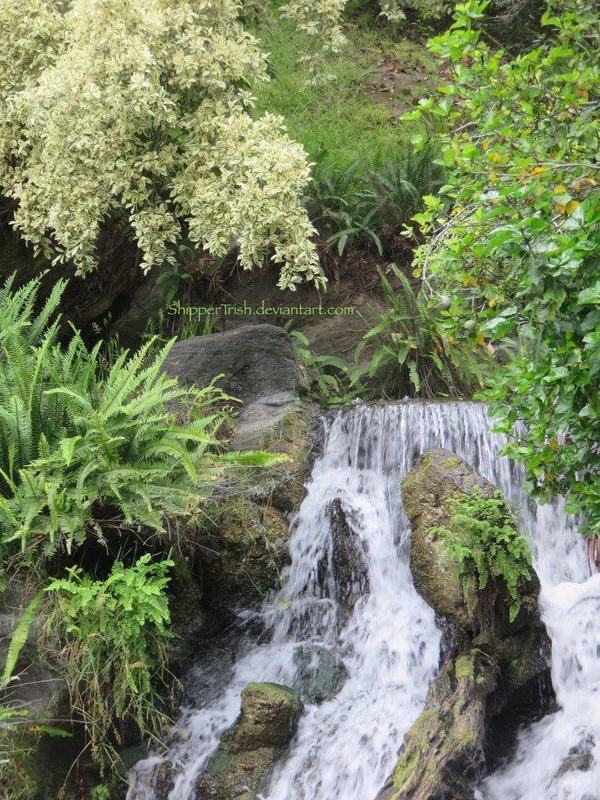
[554,734,595,779]
[196,408,316,619]
[377,449,554,800]
[376,652,495,800]
[198,501,291,616]
[153,760,176,800]
[167,557,208,667]
[293,645,348,704]
[195,683,302,800]
[321,499,370,629]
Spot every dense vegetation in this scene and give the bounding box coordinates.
[409,0,600,529]
[0,276,281,795]
[0,0,598,796]
[429,488,532,623]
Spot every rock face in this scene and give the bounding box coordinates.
[377,654,495,800]
[376,449,553,800]
[319,498,370,629]
[198,501,291,615]
[195,683,302,800]
[163,324,300,404]
[0,581,61,715]
[293,644,348,704]
[199,408,317,618]
[162,326,316,622]
[163,323,304,452]
[330,499,370,627]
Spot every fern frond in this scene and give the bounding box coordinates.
[1,590,44,687]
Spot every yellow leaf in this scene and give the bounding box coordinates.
[554,184,566,194]
[491,152,501,163]
[565,199,580,215]
[476,333,484,345]
[482,140,491,151]
[531,165,545,175]
[554,203,566,214]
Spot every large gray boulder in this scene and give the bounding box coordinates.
[163,324,302,450]
[162,324,300,404]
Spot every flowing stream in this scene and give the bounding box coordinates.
[128,401,599,800]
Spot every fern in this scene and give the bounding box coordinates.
[429,488,532,623]
[353,265,491,399]
[1,590,44,687]
[44,557,173,772]
[0,276,283,563]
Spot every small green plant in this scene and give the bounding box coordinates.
[44,555,173,772]
[354,265,489,398]
[0,705,34,800]
[430,488,532,623]
[90,784,111,800]
[290,329,357,403]
[306,144,445,261]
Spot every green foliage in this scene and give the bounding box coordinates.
[251,17,433,174]
[408,0,600,530]
[44,555,173,771]
[306,145,445,258]
[354,265,489,397]
[1,590,44,687]
[0,274,72,489]
[430,488,532,622]
[0,705,36,800]
[0,275,235,562]
[291,330,357,403]
[0,275,288,785]
[0,0,322,290]
[90,785,111,800]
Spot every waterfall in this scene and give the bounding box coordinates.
[127,401,595,800]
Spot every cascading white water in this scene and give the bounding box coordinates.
[127,401,595,800]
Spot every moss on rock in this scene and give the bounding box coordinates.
[378,652,494,800]
[197,406,316,616]
[375,448,554,800]
[195,683,302,800]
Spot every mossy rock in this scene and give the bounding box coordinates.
[401,449,493,631]
[380,449,555,800]
[195,683,301,800]
[376,651,495,800]
[402,448,541,635]
[250,404,318,514]
[199,501,291,614]
[197,406,317,616]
